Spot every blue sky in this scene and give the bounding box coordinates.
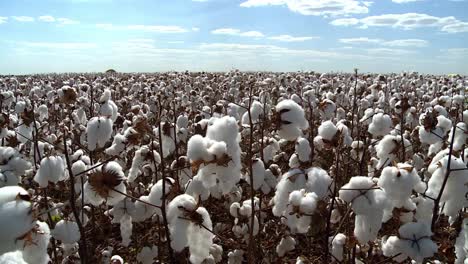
[0,0,467,74]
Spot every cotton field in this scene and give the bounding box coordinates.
[0,71,467,264]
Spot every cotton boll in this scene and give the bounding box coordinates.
[247,159,265,190]
[426,156,467,218]
[263,138,280,164]
[110,255,124,264]
[0,192,35,254]
[83,161,126,206]
[455,218,467,264]
[382,222,437,263]
[227,250,244,264]
[368,113,393,137]
[241,101,264,127]
[318,121,338,141]
[305,167,332,200]
[0,147,31,187]
[272,169,308,217]
[132,195,156,222]
[120,214,132,246]
[276,236,296,257]
[319,99,336,120]
[330,233,346,262]
[137,245,158,264]
[22,221,51,264]
[148,177,175,211]
[378,164,425,208]
[0,251,27,264]
[99,90,118,122]
[187,135,212,162]
[33,156,65,187]
[375,135,411,168]
[52,219,80,244]
[86,116,113,151]
[295,137,311,162]
[449,122,467,151]
[187,207,214,264]
[128,145,160,183]
[275,99,309,141]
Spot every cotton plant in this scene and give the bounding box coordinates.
[339,176,390,244]
[128,144,161,182]
[382,222,437,263]
[33,155,66,187]
[0,146,31,187]
[86,116,113,151]
[272,167,331,217]
[454,218,467,264]
[167,194,214,264]
[230,198,259,240]
[374,134,412,168]
[377,163,426,210]
[276,236,296,257]
[314,120,352,150]
[283,189,318,234]
[0,186,51,263]
[187,116,241,195]
[426,155,467,220]
[329,233,346,262]
[99,89,118,122]
[288,137,311,168]
[83,161,127,206]
[368,113,393,138]
[418,111,452,145]
[274,99,309,141]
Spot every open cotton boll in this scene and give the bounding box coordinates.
[33,156,65,187]
[0,147,31,187]
[449,122,467,151]
[128,145,161,183]
[105,134,127,156]
[284,189,318,233]
[368,113,393,137]
[120,214,132,246]
[148,177,175,211]
[276,236,296,257]
[0,187,35,255]
[83,161,126,206]
[305,167,332,200]
[86,116,113,151]
[272,169,308,217]
[187,135,212,162]
[99,90,118,122]
[241,101,263,127]
[275,99,308,141]
[317,121,337,141]
[36,104,49,121]
[52,219,80,244]
[227,250,244,264]
[137,245,159,264]
[339,176,389,244]
[455,218,467,264]
[295,137,311,162]
[418,113,452,145]
[375,135,411,168]
[17,123,33,144]
[319,99,336,120]
[110,255,124,264]
[132,195,156,222]
[185,176,211,201]
[167,194,213,262]
[187,207,214,264]
[330,233,346,262]
[0,251,27,264]
[382,222,437,263]
[378,164,425,208]
[263,138,280,164]
[22,221,51,264]
[426,156,467,218]
[246,159,265,190]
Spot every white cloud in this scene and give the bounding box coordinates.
[339,37,428,47]
[366,48,415,55]
[339,37,381,44]
[38,15,55,22]
[11,16,35,22]
[391,0,423,3]
[240,0,369,17]
[0,17,7,24]
[382,39,428,47]
[192,27,200,32]
[57,18,79,25]
[211,28,265,37]
[330,18,360,26]
[96,24,189,33]
[268,34,318,42]
[331,13,468,33]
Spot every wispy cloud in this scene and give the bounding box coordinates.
[96,23,190,33]
[38,15,55,22]
[268,34,318,42]
[339,38,428,47]
[11,16,35,22]
[20,41,97,49]
[240,0,369,17]
[331,13,468,33]
[0,17,7,24]
[211,28,264,37]
[391,0,423,3]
